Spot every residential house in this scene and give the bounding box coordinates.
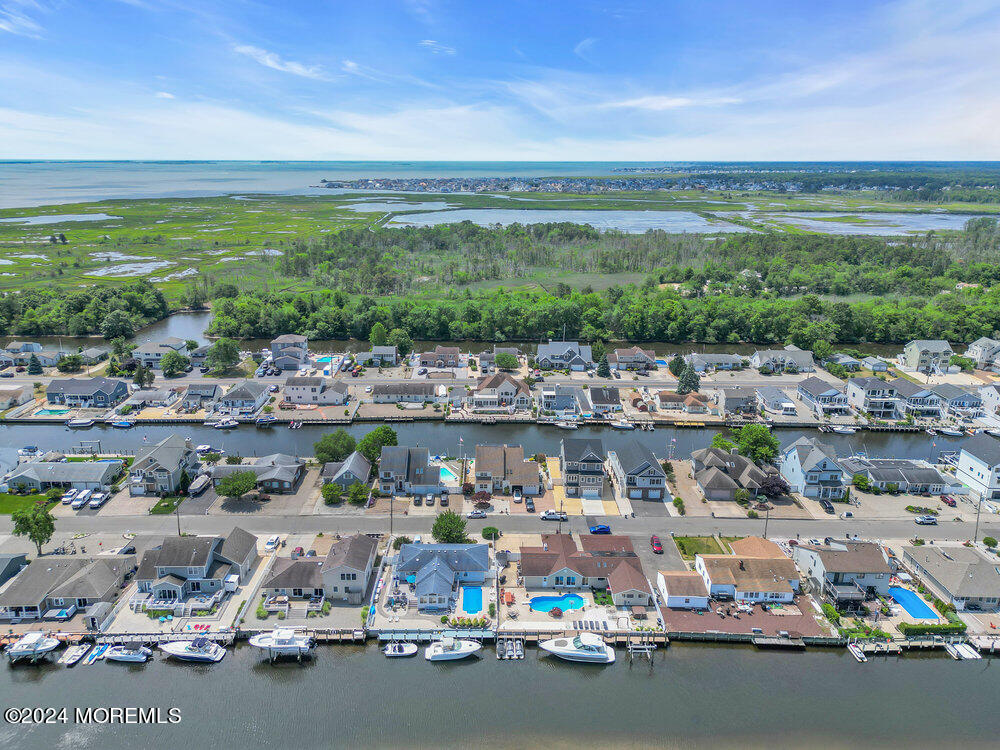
[188,345,210,367]
[477,346,521,371]
[519,534,653,607]
[607,440,667,500]
[825,352,862,371]
[889,377,942,419]
[470,373,532,411]
[966,337,1000,370]
[78,346,109,365]
[320,451,372,490]
[284,376,349,405]
[119,386,181,411]
[372,383,439,404]
[588,386,622,415]
[262,534,378,605]
[846,377,898,419]
[132,337,186,368]
[680,393,710,414]
[839,456,947,494]
[473,445,541,496]
[792,540,890,610]
[0,385,32,410]
[861,356,888,372]
[269,334,309,370]
[956,433,1000,502]
[902,545,1000,612]
[656,571,710,609]
[418,345,461,368]
[355,345,398,367]
[797,377,849,416]
[608,346,656,371]
[683,353,745,373]
[691,446,776,502]
[756,386,796,416]
[129,434,198,496]
[981,384,1000,417]
[378,446,442,496]
[715,386,757,416]
[0,349,66,368]
[539,384,582,414]
[3,341,41,354]
[0,555,136,623]
[209,454,305,494]
[217,381,268,415]
[7,459,122,492]
[749,346,815,373]
[0,553,27,588]
[135,528,259,602]
[46,377,129,408]
[259,558,325,603]
[180,383,223,411]
[560,437,605,498]
[901,339,954,374]
[931,383,983,419]
[694,553,800,603]
[394,543,491,612]
[779,437,845,499]
[535,340,594,371]
[657,392,686,412]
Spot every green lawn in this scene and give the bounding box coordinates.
[150,496,184,515]
[0,494,59,514]
[673,535,725,560]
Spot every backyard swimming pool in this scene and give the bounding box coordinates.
[439,464,459,482]
[315,356,333,363]
[529,593,585,612]
[36,408,70,415]
[461,586,483,614]
[888,586,938,619]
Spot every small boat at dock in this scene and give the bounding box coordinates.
[847,642,867,663]
[66,418,95,428]
[159,637,226,663]
[610,420,635,430]
[5,632,61,663]
[58,644,91,666]
[248,629,315,658]
[110,420,134,429]
[554,420,578,430]
[83,643,109,665]
[383,642,418,658]
[424,637,481,661]
[936,427,964,437]
[105,644,153,663]
[829,426,857,434]
[255,415,277,427]
[539,633,615,664]
[213,418,239,429]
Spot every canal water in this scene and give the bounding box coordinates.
[2,644,998,749]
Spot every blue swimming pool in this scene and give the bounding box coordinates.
[655,359,669,366]
[440,465,459,482]
[529,593,585,612]
[315,356,333,363]
[462,586,483,614]
[888,586,938,619]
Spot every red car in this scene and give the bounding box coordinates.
[650,535,663,554]
[940,495,957,508]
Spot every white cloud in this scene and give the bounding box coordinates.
[233,44,327,80]
[0,0,44,37]
[573,37,596,61]
[603,95,742,111]
[154,91,175,99]
[418,39,455,55]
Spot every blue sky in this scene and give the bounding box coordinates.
[1,0,998,159]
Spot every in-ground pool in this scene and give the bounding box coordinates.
[461,586,483,614]
[315,356,333,363]
[655,359,669,366]
[36,408,70,415]
[888,586,938,619]
[439,464,460,482]
[529,593,585,612]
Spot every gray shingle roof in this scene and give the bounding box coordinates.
[612,439,664,477]
[561,437,604,463]
[323,534,377,573]
[960,433,1000,466]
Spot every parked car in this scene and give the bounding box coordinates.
[819,499,835,514]
[525,497,535,512]
[439,495,449,507]
[841,511,854,519]
[0,371,12,378]
[365,385,373,393]
[71,489,92,510]
[292,546,304,558]
[264,535,280,552]
[541,510,568,521]
[425,494,435,507]
[61,489,78,505]
[467,509,487,519]
[417,367,427,375]
[268,384,279,393]
[915,515,938,525]
[199,366,210,373]
[512,489,522,503]
[650,535,663,553]
[305,549,317,557]
[413,495,422,506]
[88,492,108,509]
[589,523,611,534]
[940,495,957,507]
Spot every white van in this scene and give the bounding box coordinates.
[61,489,78,505]
[71,489,92,509]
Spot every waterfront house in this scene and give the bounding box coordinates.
[46,377,129,408]
[691,446,775,502]
[284,376,349,405]
[0,553,27,588]
[259,558,324,603]
[0,555,136,623]
[320,451,372,490]
[657,391,686,412]
[955,433,1000,502]
[779,437,845,499]
[683,353,744,373]
[588,386,622,415]
[749,346,815,373]
[209,454,305,494]
[135,528,259,604]
[188,345,210,367]
[902,545,1000,612]
[607,440,667,501]
[473,445,541,496]
[418,345,461,368]
[0,349,66,368]
[838,456,947,494]
[539,384,582,415]
[78,346,109,365]
[900,339,953,374]
[965,337,1000,370]
[478,346,521,372]
[129,434,197,496]
[825,353,862,371]
[394,543,491,613]
[715,386,757,416]
[791,540,890,611]
[470,373,532,411]
[888,377,942,419]
[261,534,378,605]
[519,534,653,607]
[560,437,605,498]
[120,386,181,411]
[0,385,32,410]
[861,356,888,372]
[133,337,186,369]
[656,571,709,609]
[694,553,799,603]
[756,386,796,416]
[180,383,223,411]
[608,346,656,372]
[217,381,268,415]
[378,446,442,496]
[930,383,983,419]
[356,345,399,367]
[7,459,122,492]
[3,341,41,354]
[846,377,898,419]
[797,377,849,416]
[535,340,594,371]
[269,334,309,370]
[981,384,1000,417]
[372,382,439,404]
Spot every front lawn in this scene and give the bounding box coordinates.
[150,496,184,514]
[0,493,58,514]
[673,535,725,560]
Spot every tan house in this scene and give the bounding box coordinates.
[470,373,532,411]
[473,444,541,496]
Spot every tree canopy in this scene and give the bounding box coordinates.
[734,424,781,463]
[12,502,56,555]
[432,510,468,544]
[216,471,258,499]
[314,429,357,463]
[357,425,398,462]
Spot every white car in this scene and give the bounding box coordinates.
[467,509,487,519]
[541,510,568,522]
[840,511,854,519]
[365,385,373,393]
[264,535,280,552]
[61,489,78,505]
[512,489,523,503]
[88,492,108,509]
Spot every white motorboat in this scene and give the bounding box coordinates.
[610,420,635,430]
[987,429,1000,438]
[829,426,857,434]
[539,633,615,664]
[5,631,61,662]
[105,645,153,663]
[67,418,95,428]
[554,420,579,430]
[937,427,964,437]
[382,642,418,658]
[248,629,315,657]
[159,637,226,663]
[213,418,239,429]
[424,637,481,661]
[196,444,213,453]
[58,644,91,666]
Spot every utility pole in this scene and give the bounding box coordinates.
[974,493,983,544]
[175,499,182,536]
[763,501,770,539]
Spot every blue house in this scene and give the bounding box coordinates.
[394,544,491,612]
